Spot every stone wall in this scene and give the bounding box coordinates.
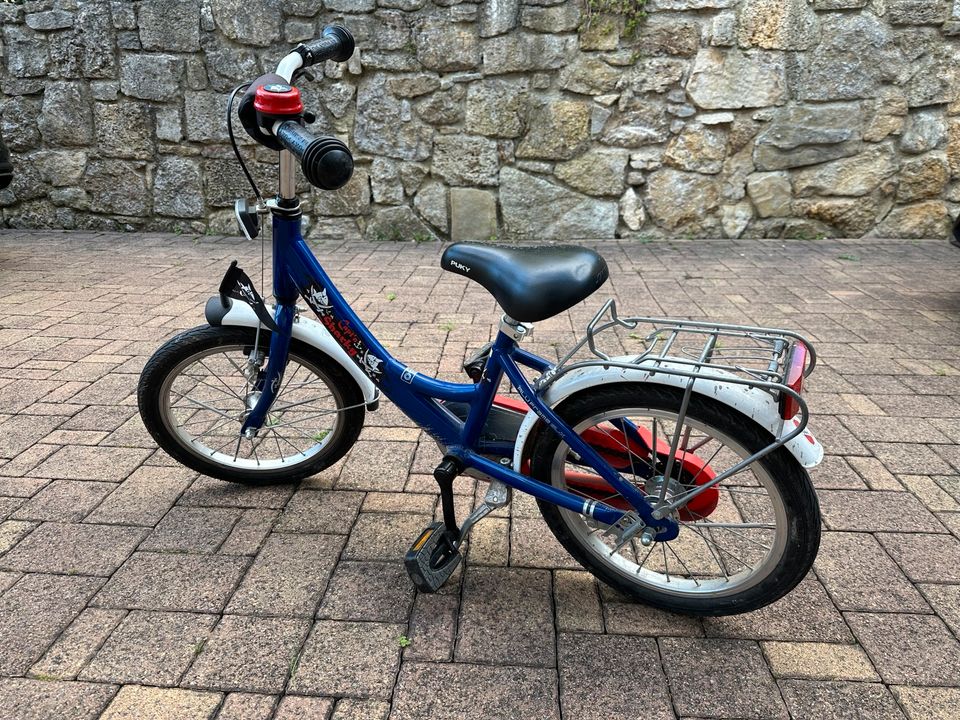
[2,0,960,241]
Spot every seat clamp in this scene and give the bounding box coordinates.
[499,315,533,342]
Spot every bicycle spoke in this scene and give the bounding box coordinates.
[686,523,730,582]
[194,414,235,439]
[705,524,774,551]
[635,542,657,573]
[170,390,236,421]
[684,523,755,572]
[683,444,723,488]
[181,374,244,402]
[276,362,302,401]
[206,432,241,456]
[223,353,252,396]
[270,427,308,457]
[182,412,234,429]
[278,380,330,392]
[684,435,712,452]
[270,396,340,413]
[664,542,700,586]
[198,358,245,401]
[274,421,328,444]
[266,400,367,428]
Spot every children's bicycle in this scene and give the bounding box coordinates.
[138,26,823,616]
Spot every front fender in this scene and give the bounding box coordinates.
[512,359,823,473]
[205,296,379,407]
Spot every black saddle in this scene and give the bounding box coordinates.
[440,243,609,323]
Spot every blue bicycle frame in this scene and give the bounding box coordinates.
[238,208,679,540]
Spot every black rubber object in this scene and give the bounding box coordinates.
[275,121,353,190]
[441,243,609,323]
[296,25,355,66]
[528,383,822,616]
[138,325,365,485]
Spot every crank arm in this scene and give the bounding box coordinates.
[455,479,511,545]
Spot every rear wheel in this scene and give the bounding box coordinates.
[138,325,365,484]
[529,383,821,616]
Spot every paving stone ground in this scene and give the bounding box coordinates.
[0,230,959,720]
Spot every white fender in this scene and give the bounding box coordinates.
[209,299,379,406]
[512,358,823,472]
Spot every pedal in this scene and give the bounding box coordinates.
[404,521,462,593]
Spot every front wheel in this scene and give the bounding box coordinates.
[138,325,365,485]
[529,383,821,616]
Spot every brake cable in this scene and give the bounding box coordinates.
[227,82,268,367]
[227,83,264,204]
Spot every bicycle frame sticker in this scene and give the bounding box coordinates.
[301,279,384,381]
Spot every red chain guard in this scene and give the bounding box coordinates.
[496,395,719,521]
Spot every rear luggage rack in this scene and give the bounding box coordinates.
[539,299,817,435]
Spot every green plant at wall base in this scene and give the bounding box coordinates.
[374,224,405,242]
[581,0,648,38]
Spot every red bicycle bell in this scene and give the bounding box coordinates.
[253,83,304,118]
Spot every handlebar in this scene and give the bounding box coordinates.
[235,26,356,192]
[295,25,355,68]
[274,121,354,191]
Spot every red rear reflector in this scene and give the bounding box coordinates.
[779,343,807,420]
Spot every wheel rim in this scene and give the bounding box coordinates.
[549,407,789,599]
[159,343,346,472]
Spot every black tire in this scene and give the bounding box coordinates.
[138,325,365,485]
[529,383,821,616]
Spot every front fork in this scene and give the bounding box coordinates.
[239,189,302,436]
[239,301,296,435]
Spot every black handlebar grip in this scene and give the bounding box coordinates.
[296,25,355,67]
[275,121,354,191]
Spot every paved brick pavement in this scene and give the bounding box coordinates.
[0,230,958,720]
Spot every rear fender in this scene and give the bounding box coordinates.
[512,359,823,473]
[205,296,379,407]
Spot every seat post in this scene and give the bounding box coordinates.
[498,315,532,343]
